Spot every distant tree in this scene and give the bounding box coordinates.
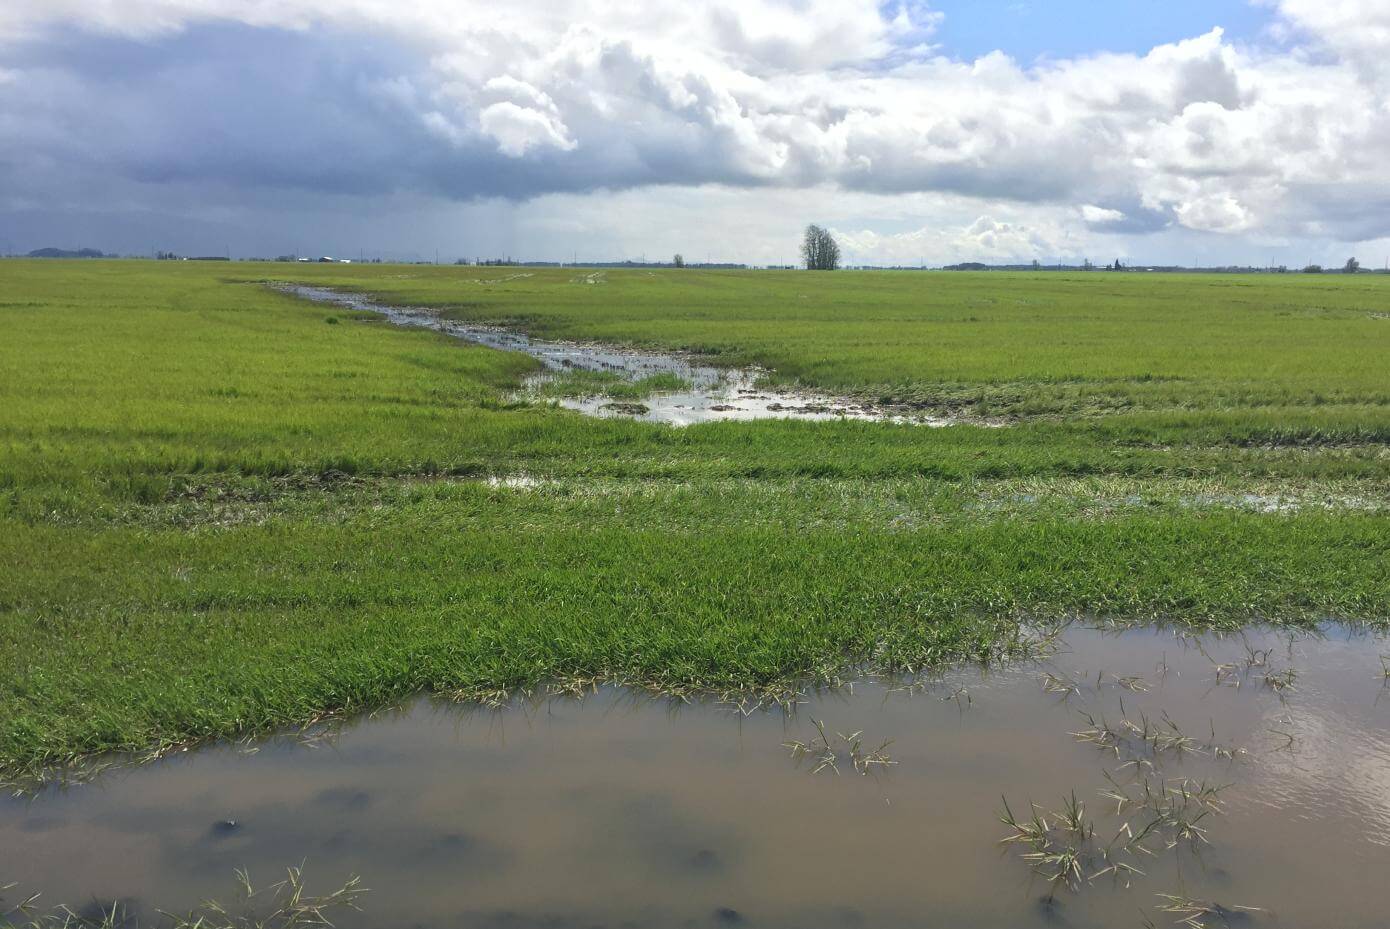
[29,247,106,259]
[1113,259,1123,271]
[672,253,685,268]
[1345,257,1360,273]
[800,224,841,271]
[1031,259,1041,270]
[1303,265,1324,274]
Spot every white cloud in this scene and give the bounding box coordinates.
[1081,205,1125,225]
[477,101,576,156]
[1,0,1389,258]
[1269,0,1390,71]
[1174,194,1252,233]
[482,76,560,113]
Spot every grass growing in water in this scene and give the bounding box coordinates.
[525,368,695,400]
[0,260,1387,771]
[2,868,365,929]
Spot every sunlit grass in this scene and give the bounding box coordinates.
[0,259,1386,771]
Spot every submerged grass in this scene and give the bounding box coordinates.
[0,260,1387,772]
[1000,644,1273,925]
[1,867,365,929]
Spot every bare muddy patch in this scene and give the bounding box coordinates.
[5,625,1390,928]
[281,285,990,427]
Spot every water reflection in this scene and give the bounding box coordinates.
[4,626,1390,929]
[282,286,971,427]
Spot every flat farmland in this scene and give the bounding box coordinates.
[1,260,1387,772]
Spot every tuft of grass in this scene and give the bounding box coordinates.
[783,719,897,777]
[1155,894,1263,929]
[1,868,365,929]
[1260,668,1298,694]
[526,369,694,400]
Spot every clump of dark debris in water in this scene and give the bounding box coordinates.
[600,401,650,415]
[207,819,241,840]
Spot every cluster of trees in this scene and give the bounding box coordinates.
[1304,260,1361,274]
[801,224,841,270]
[28,247,105,259]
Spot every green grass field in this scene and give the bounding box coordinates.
[1,259,1387,772]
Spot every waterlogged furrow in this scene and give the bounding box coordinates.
[21,474,1390,531]
[283,285,983,426]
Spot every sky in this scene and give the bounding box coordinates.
[1,0,1389,267]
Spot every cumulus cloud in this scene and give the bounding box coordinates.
[1268,0,1390,73]
[1080,205,1126,225]
[1,0,1388,259]
[1174,194,1252,234]
[476,102,576,156]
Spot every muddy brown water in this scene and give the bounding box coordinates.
[283,286,969,427]
[5,626,1390,928]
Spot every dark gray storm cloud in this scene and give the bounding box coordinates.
[5,26,499,200]
[1,24,785,208]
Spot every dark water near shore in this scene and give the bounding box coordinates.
[283,286,966,427]
[5,626,1390,928]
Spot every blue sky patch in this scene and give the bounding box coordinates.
[926,0,1273,61]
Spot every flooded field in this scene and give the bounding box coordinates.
[284,286,967,426]
[6,626,1389,929]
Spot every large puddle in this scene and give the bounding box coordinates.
[6,626,1390,928]
[284,286,969,427]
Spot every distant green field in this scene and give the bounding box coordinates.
[1,260,1387,772]
[265,262,1390,417]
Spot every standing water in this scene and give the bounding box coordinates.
[4,626,1390,928]
[282,286,972,427]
